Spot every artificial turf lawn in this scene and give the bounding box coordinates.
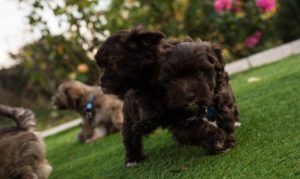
[46,55,300,179]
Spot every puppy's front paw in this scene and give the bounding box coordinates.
[126,162,139,167]
[209,133,235,154]
[125,154,146,167]
[234,122,241,127]
[219,136,235,153]
[222,136,235,152]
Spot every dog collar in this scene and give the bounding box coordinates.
[205,106,219,120]
[186,105,219,123]
[84,95,94,123]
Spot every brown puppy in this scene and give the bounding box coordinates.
[0,104,52,179]
[51,80,123,143]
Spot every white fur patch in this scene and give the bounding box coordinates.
[126,162,138,167]
[202,117,218,128]
[234,122,241,127]
[187,117,198,121]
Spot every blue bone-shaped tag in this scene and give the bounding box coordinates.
[207,106,218,120]
[85,102,93,112]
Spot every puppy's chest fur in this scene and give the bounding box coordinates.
[125,89,212,130]
[124,89,166,124]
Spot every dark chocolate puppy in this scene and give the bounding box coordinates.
[95,28,239,166]
[95,28,172,166]
[159,41,239,153]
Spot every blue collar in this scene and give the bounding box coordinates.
[206,106,219,120]
[84,95,94,122]
[85,101,93,112]
[186,105,219,124]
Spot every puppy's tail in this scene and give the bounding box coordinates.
[0,104,36,131]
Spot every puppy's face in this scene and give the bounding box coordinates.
[159,42,224,114]
[95,28,165,97]
[51,81,85,110]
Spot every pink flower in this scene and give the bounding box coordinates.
[233,0,241,13]
[256,0,276,12]
[245,31,262,48]
[214,0,232,13]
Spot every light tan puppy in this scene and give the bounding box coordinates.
[52,80,123,143]
[0,104,52,179]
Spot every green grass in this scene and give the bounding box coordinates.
[46,55,300,179]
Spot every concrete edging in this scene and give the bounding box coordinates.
[41,38,300,138]
[41,119,81,138]
[225,38,300,75]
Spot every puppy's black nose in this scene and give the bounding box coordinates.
[185,93,195,102]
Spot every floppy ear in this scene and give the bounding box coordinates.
[139,31,166,46]
[65,87,84,110]
[126,28,165,49]
[210,43,225,72]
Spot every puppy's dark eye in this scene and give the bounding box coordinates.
[196,71,203,78]
[171,79,176,83]
[106,60,117,70]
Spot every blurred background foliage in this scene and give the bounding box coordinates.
[0,0,299,129]
[275,0,300,42]
[9,35,99,97]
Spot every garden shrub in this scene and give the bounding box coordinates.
[275,0,300,42]
[9,35,99,97]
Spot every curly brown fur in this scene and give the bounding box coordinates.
[121,89,168,165]
[95,28,181,165]
[159,41,239,153]
[95,27,166,99]
[122,41,239,165]
[0,104,52,179]
[95,28,239,166]
[51,80,123,143]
